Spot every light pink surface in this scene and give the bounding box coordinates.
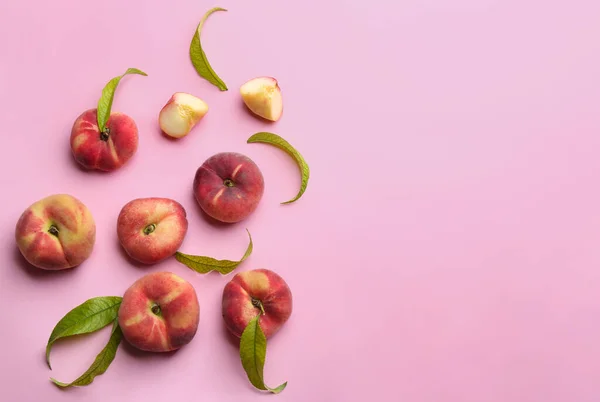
[1,0,600,400]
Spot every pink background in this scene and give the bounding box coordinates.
[1,0,600,400]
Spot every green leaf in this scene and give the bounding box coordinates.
[51,320,123,388]
[189,7,228,91]
[97,68,147,132]
[247,132,311,204]
[175,229,252,274]
[46,296,122,369]
[239,316,287,394]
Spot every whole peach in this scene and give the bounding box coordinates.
[118,271,200,352]
[70,109,138,172]
[15,194,96,270]
[193,152,265,223]
[117,197,188,264]
[222,268,292,339]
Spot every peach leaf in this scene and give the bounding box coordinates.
[189,7,228,91]
[247,132,310,204]
[50,321,122,388]
[239,316,287,394]
[97,68,147,132]
[174,229,252,274]
[45,296,122,369]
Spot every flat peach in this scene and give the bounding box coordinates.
[118,271,200,352]
[117,198,188,264]
[15,194,96,270]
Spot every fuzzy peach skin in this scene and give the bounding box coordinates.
[70,108,138,172]
[117,198,188,264]
[193,152,265,223]
[222,269,292,339]
[15,194,96,270]
[118,271,200,352]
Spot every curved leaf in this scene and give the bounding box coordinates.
[46,296,122,369]
[189,7,228,90]
[175,229,252,274]
[247,132,310,204]
[51,321,123,388]
[239,316,287,393]
[97,68,147,131]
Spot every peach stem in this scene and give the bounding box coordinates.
[151,304,161,315]
[143,224,156,235]
[251,297,266,315]
[100,127,110,141]
[48,225,59,237]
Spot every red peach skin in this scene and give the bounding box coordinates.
[15,194,96,270]
[222,269,292,339]
[118,272,200,352]
[70,109,138,172]
[193,152,265,223]
[117,198,188,264]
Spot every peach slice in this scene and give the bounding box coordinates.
[240,77,283,122]
[159,92,208,138]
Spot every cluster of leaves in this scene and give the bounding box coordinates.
[46,297,123,388]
